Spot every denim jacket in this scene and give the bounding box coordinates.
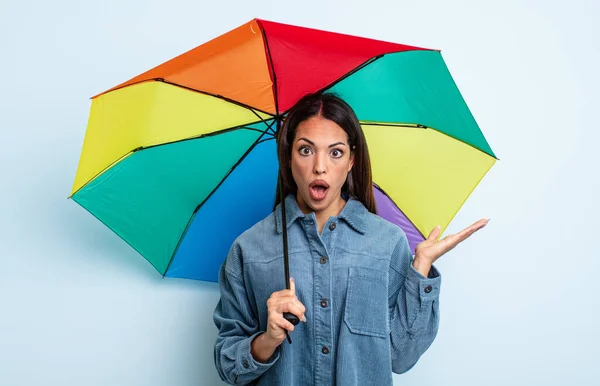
[213,193,441,385]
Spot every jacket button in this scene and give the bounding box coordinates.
[243,359,249,368]
[329,222,336,230]
[320,256,328,264]
[322,346,330,354]
[424,285,432,293]
[320,299,328,308]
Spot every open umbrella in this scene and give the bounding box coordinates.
[70,18,497,287]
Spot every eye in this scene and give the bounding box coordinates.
[299,146,312,156]
[330,149,344,158]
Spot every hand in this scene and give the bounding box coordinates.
[264,277,307,346]
[414,219,490,271]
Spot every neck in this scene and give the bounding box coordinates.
[295,193,347,234]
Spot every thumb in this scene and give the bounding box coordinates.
[427,225,441,241]
[289,277,295,293]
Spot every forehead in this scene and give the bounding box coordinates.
[294,116,348,143]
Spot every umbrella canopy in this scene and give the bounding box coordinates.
[70,18,497,282]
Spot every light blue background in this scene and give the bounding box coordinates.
[1,0,598,385]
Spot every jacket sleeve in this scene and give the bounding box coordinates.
[388,231,441,374]
[213,242,280,385]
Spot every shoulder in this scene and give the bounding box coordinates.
[368,211,405,236]
[340,200,408,262]
[235,211,278,247]
[223,211,278,276]
[356,203,406,244]
[360,212,413,270]
[361,213,413,273]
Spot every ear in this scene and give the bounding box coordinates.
[348,151,355,173]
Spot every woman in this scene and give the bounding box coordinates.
[213,93,488,385]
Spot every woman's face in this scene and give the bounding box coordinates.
[290,115,354,216]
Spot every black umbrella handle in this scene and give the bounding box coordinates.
[283,312,300,325]
[283,313,300,344]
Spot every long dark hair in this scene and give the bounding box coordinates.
[273,92,377,214]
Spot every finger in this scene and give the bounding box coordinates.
[277,301,306,322]
[441,220,488,251]
[270,293,307,322]
[274,316,295,333]
[267,288,302,310]
[466,219,488,232]
[288,278,306,320]
[267,291,295,311]
[269,288,294,299]
[468,218,489,232]
[455,219,488,241]
[269,314,295,333]
[292,298,307,322]
[288,280,306,321]
[277,300,303,317]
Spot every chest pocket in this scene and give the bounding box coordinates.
[343,266,388,338]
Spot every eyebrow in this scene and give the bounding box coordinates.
[296,137,347,148]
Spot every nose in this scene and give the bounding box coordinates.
[313,152,327,175]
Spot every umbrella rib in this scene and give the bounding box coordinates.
[261,119,277,136]
[94,78,275,118]
[256,19,280,117]
[253,111,271,128]
[159,78,274,117]
[281,54,386,114]
[360,122,427,128]
[68,121,274,199]
[361,122,499,160]
[69,151,133,199]
[428,128,499,160]
[266,122,278,136]
[162,128,274,277]
[129,123,273,152]
[162,208,199,279]
[298,48,440,116]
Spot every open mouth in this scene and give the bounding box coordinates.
[309,180,330,201]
